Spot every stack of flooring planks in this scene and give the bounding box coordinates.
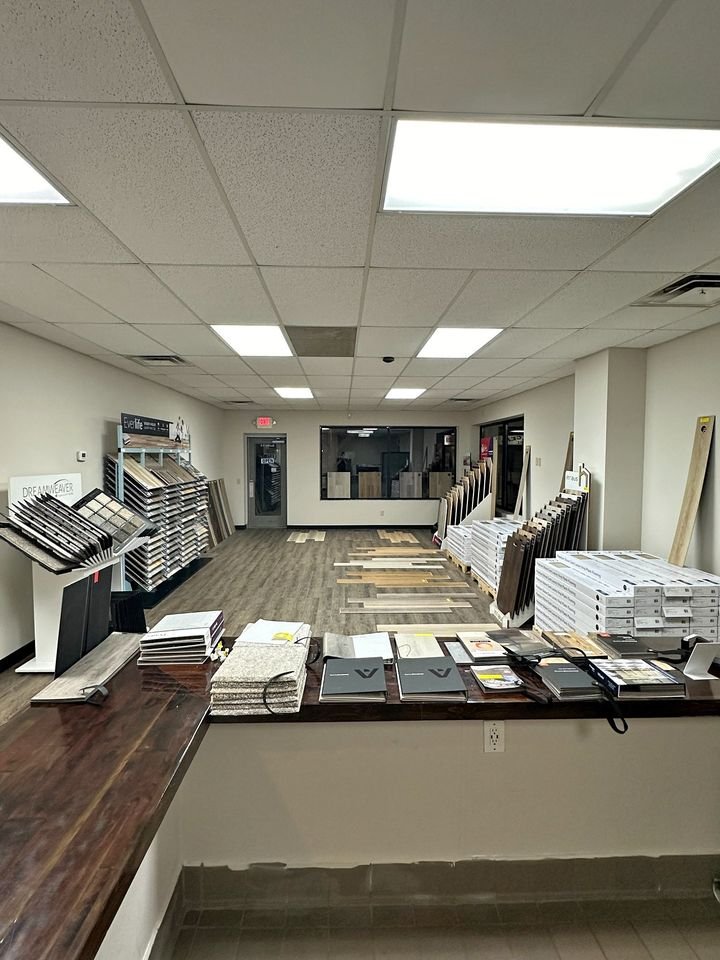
[341,596,473,614]
[207,479,234,546]
[435,462,492,541]
[444,525,473,565]
[378,530,418,544]
[470,518,523,592]
[104,454,209,592]
[287,530,326,543]
[535,551,720,645]
[495,492,589,621]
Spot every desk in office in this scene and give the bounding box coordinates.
[1,654,720,960]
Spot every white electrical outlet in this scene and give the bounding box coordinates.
[76,450,87,462]
[535,456,542,467]
[484,720,505,752]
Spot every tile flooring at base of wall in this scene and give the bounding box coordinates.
[149,857,720,960]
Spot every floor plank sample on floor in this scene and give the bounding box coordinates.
[378,531,419,544]
[287,531,326,543]
[377,622,498,634]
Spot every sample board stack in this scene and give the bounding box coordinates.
[470,518,523,592]
[435,461,492,542]
[495,492,589,622]
[207,478,234,546]
[104,454,209,592]
[210,641,308,715]
[535,551,720,646]
[444,525,473,564]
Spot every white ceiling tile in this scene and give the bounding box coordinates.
[0,300,42,326]
[40,264,198,324]
[534,328,639,359]
[299,357,354,376]
[0,0,173,102]
[499,358,574,377]
[395,0,659,113]
[56,323,169,354]
[435,376,486,389]
[308,374,352,391]
[0,318,112,356]
[350,376,397,388]
[350,388,387,398]
[586,305,703,330]
[0,106,247,264]
[245,357,305,375]
[150,266,275,323]
[261,268,363,325]
[146,364,213,379]
[313,389,351,398]
[518,272,677,328]
[134,324,232,355]
[0,207,131,263]
[353,357,411,376]
[0,264,118,324]
[623,329,690,348]
[401,359,464,376]
[194,111,380,266]
[591,169,720,271]
[371,214,638,270]
[392,376,443,388]
[355,327,431,357]
[264,376,311,388]
[347,400,381,409]
[450,358,517,377]
[183,356,256,375]
[660,308,720,332]
[442,269,577,327]
[217,375,268,390]
[478,376,536,389]
[362,268,469,326]
[156,374,229,393]
[475,328,571,358]
[598,0,720,121]
[144,0,394,107]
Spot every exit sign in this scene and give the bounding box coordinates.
[254,416,276,428]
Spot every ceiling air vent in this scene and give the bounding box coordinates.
[225,399,253,405]
[450,397,472,402]
[128,355,188,367]
[636,274,720,308]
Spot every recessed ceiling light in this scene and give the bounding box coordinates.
[211,325,292,357]
[274,386,314,399]
[385,387,426,400]
[384,119,720,215]
[418,328,503,358]
[0,136,69,204]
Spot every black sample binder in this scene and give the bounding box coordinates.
[320,657,387,702]
[596,633,660,658]
[396,656,467,702]
[54,567,113,677]
[532,660,602,700]
[586,658,686,699]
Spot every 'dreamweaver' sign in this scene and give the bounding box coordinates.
[9,473,83,507]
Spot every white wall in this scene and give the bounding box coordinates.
[0,323,225,659]
[178,719,720,865]
[95,801,181,960]
[221,410,472,526]
[604,349,646,549]
[574,352,609,548]
[642,324,720,573]
[473,377,575,515]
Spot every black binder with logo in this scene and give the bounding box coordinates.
[320,657,387,702]
[396,656,467,701]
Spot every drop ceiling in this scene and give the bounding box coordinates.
[1,0,720,412]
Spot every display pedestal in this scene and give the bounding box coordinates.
[16,558,119,674]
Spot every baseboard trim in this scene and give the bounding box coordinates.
[0,641,34,673]
[234,524,247,530]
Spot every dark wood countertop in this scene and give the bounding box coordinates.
[1,648,719,960]
[0,660,213,960]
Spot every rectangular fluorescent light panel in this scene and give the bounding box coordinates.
[211,325,292,357]
[385,388,426,399]
[419,327,503,358]
[0,136,69,204]
[274,386,313,399]
[384,119,720,215]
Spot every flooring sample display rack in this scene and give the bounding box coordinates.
[535,550,720,648]
[104,425,210,593]
[435,460,494,545]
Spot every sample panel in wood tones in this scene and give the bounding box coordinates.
[358,471,381,498]
[668,416,716,567]
[429,471,453,498]
[378,530,419,543]
[326,472,351,498]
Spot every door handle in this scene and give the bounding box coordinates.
[248,480,254,498]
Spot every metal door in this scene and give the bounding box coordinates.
[246,436,287,528]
